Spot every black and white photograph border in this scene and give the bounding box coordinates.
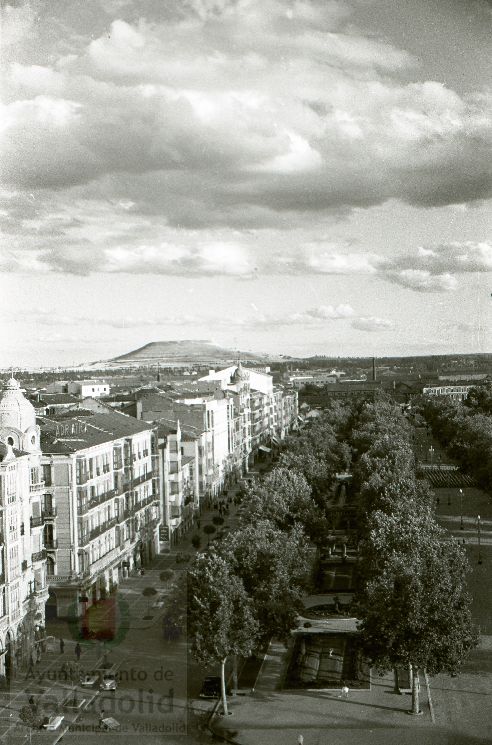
[0,1,491,744]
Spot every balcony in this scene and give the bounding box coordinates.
[29,481,45,494]
[133,472,153,486]
[43,507,57,519]
[32,549,46,562]
[87,488,116,510]
[45,539,58,550]
[88,518,118,541]
[30,515,44,529]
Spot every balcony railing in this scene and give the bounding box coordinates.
[133,472,153,486]
[30,515,44,528]
[32,549,46,562]
[45,539,58,550]
[29,482,45,494]
[88,518,118,542]
[43,507,57,519]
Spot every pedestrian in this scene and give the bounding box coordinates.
[75,642,81,661]
[59,638,65,654]
[99,709,105,729]
[36,647,41,664]
[338,684,349,699]
[297,736,304,745]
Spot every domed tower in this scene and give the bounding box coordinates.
[0,376,40,452]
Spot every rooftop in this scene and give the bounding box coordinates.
[39,411,154,454]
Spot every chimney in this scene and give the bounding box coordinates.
[372,357,377,382]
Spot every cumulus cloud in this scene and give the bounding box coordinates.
[2,1,491,232]
[1,0,491,302]
[379,241,492,292]
[384,269,458,292]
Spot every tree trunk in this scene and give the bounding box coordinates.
[232,654,238,696]
[220,657,229,716]
[411,665,421,714]
[393,667,401,694]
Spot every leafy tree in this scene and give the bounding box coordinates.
[188,551,258,715]
[218,520,312,645]
[355,507,478,714]
[464,383,492,414]
[242,467,328,542]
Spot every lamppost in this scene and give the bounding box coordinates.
[429,445,434,465]
[459,489,464,530]
[477,515,482,565]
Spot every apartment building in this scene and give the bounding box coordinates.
[199,364,299,464]
[39,412,160,619]
[155,420,199,549]
[0,377,49,682]
[138,389,233,499]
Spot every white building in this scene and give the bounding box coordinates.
[67,381,110,398]
[422,385,475,401]
[39,411,160,619]
[0,377,49,683]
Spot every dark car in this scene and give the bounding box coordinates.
[199,676,230,699]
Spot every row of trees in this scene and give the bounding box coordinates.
[188,402,353,714]
[351,395,478,713]
[418,393,492,491]
[185,393,477,717]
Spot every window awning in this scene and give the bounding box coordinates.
[259,445,271,453]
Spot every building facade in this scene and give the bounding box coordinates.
[0,377,49,682]
[39,412,160,619]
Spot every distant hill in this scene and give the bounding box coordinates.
[104,340,271,367]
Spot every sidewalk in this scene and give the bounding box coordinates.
[208,641,466,745]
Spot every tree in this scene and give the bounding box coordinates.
[218,520,312,645]
[188,551,258,716]
[355,507,478,714]
[243,467,327,542]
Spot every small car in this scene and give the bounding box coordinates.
[199,676,230,699]
[100,672,117,691]
[80,673,99,687]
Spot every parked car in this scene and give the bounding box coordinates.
[100,672,117,691]
[199,676,230,699]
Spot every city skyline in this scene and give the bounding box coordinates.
[1,0,491,367]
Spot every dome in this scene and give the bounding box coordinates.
[0,376,36,433]
[232,363,249,384]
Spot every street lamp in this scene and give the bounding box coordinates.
[477,515,482,565]
[429,445,434,465]
[459,489,464,530]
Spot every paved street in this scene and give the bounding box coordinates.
[0,484,249,745]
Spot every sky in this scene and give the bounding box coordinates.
[1,0,491,368]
